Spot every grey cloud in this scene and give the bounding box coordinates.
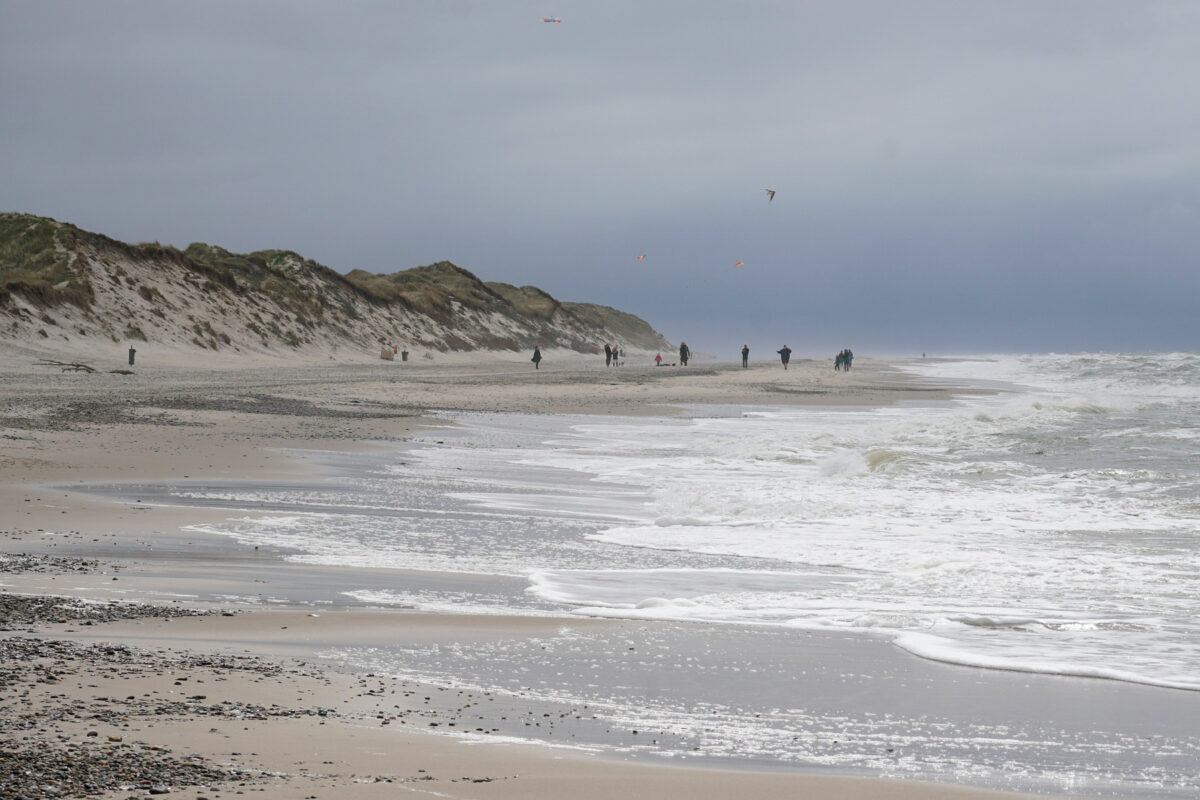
[2,1,1198,355]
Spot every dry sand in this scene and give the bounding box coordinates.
[0,351,1038,799]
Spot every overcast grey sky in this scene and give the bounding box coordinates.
[3,1,1198,356]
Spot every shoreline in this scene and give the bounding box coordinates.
[1,354,1055,799]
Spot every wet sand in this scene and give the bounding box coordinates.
[0,352,1052,799]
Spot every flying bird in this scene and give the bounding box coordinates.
[764,189,776,203]
[542,16,562,23]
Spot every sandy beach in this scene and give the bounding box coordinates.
[2,350,1054,799]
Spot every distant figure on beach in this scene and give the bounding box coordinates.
[612,345,620,366]
[844,348,853,370]
[741,344,749,368]
[604,343,612,367]
[679,342,690,366]
[655,353,662,366]
[777,345,792,370]
[834,350,844,371]
[531,346,542,369]
[128,346,136,367]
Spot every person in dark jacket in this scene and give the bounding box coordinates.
[604,343,612,367]
[741,344,749,368]
[679,342,690,366]
[531,346,542,369]
[777,345,792,370]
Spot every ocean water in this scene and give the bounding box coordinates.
[168,352,1200,796]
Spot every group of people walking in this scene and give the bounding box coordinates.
[649,342,800,372]
[531,342,856,372]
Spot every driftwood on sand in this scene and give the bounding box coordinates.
[35,359,96,373]
[33,360,134,375]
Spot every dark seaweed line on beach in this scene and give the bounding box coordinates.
[0,392,423,434]
[0,593,207,632]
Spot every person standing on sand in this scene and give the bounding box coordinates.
[679,341,690,366]
[531,346,542,369]
[741,344,749,368]
[604,343,612,367]
[777,345,792,370]
[655,353,662,366]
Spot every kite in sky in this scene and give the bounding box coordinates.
[542,16,562,23]
[764,189,776,203]
[637,251,645,262]
[734,261,744,268]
